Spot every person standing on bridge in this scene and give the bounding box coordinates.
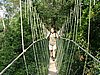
[47,27,59,61]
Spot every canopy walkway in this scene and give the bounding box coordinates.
[0,0,100,75]
[48,58,57,75]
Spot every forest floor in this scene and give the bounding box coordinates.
[48,57,58,75]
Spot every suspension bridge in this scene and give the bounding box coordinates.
[0,0,100,75]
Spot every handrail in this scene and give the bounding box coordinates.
[60,37,100,63]
[0,38,46,75]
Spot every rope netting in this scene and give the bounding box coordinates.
[56,0,100,75]
[56,38,100,75]
[0,0,49,75]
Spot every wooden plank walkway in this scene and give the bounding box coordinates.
[48,58,58,75]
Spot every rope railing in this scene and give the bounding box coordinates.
[56,0,100,75]
[56,37,100,75]
[61,37,100,63]
[0,0,49,74]
[0,0,99,75]
[0,38,45,75]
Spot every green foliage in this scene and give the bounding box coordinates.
[77,1,100,75]
[35,0,74,29]
[0,0,100,75]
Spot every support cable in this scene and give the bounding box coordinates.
[0,38,45,75]
[61,37,100,63]
[82,0,91,75]
[19,0,29,75]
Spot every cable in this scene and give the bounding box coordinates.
[66,9,74,75]
[0,38,45,75]
[61,37,100,63]
[25,0,27,18]
[68,0,80,74]
[83,0,92,75]
[30,5,39,75]
[19,0,28,75]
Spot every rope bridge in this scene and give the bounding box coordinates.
[0,0,100,75]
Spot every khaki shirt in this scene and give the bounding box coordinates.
[48,33,59,46]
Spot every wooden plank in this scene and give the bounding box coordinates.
[48,58,58,75]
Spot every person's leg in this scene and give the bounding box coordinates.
[51,50,53,57]
[53,49,55,58]
[52,44,57,60]
[49,44,53,57]
[52,49,55,61]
